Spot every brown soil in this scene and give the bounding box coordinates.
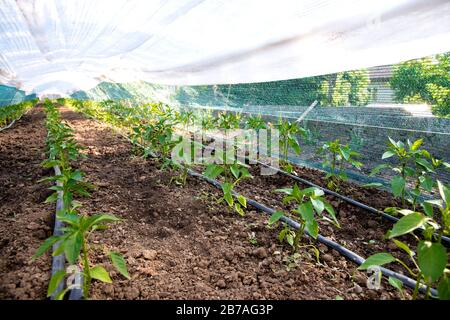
[0,107,411,300]
[0,107,54,299]
[236,167,419,274]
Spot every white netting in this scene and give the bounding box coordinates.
[1,0,450,96]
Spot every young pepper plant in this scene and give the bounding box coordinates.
[318,139,362,191]
[215,111,242,129]
[371,138,449,211]
[358,180,450,300]
[33,205,130,300]
[39,167,93,210]
[273,119,306,174]
[269,184,340,253]
[245,115,267,131]
[203,148,253,216]
[170,137,204,186]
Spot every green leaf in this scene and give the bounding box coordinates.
[275,188,293,195]
[33,235,61,260]
[416,158,433,172]
[289,139,301,155]
[370,164,389,176]
[71,170,83,181]
[90,266,112,283]
[234,203,245,216]
[358,252,396,270]
[384,207,398,215]
[311,198,324,214]
[382,150,396,159]
[203,164,223,179]
[323,202,339,227]
[84,214,121,231]
[278,227,288,243]
[417,241,447,282]
[109,252,131,279]
[388,276,403,290]
[286,233,294,246]
[44,192,58,204]
[56,211,80,226]
[297,202,314,223]
[410,139,423,151]
[47,270,66,297]
[340,147,350,161]
[421,202,434,217]
[437,180,450,207]
[64,232,82,265]
[388,137,398,148]
[230,165,240,179]
[392,239,415,257]
[438,277,450,300]
[221,183,233,206]
[362,182,383,188]
[237,195,247,208]
[54,288,70,300]
[312,188,325,197]
[388,212,426,239]
[269,211,284,224]
[391,176,405,197]
[305,220,319,239]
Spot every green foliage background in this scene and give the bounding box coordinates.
[390,53,450,117]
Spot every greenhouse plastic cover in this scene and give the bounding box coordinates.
[1,0,450,96]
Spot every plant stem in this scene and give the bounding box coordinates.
[293,223,305,253]
[412,273,422,300]
[425,281,431,300]
[81,237,91,299]
[401,162,406,207]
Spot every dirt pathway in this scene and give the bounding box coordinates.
[0,107,53,299]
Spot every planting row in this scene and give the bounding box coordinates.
[33,101,130,299]
[65,99,449,299]
[0,100,37,130]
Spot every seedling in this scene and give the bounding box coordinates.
[247,232,258,246]
[203,148,253,216]
[170,137,203,186]
[371,138,448,210]
[39,167,93,210]
[214,111,241,129]
[318,139,362,191]
[358,180,450,300]
[130,117,181,168]
[33,205,130,299]
[177,110,196,130]
[269,184,339,253]
[274,119,306,173]
[245,115,267,130]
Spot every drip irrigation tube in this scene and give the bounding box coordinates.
[51,166,83,300]
[187,169,438,297]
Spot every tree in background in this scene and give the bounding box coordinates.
[319,70,370,107]
[390,52,449,117]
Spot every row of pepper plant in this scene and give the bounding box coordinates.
[0,99,37,128]
[33,100,130,300]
